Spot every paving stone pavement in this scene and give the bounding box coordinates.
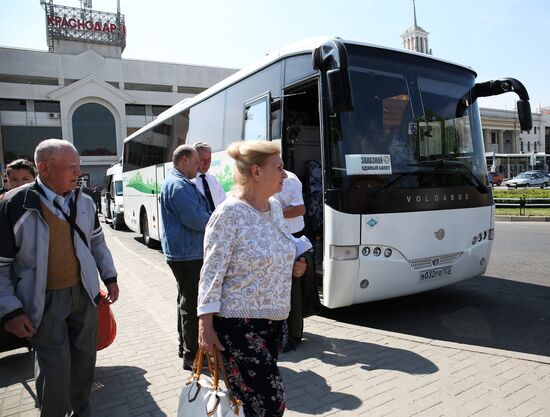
[1,225,550,417]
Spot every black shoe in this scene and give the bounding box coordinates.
[282,338,301,353]
[183,352,197,371]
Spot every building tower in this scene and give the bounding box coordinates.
[40,0,126,58]
[401,0,432,55]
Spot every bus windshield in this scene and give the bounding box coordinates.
[326,46,491,214]
[114,180,123,196]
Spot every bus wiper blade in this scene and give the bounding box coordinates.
[410,160,488,192]
[374,172,419,196]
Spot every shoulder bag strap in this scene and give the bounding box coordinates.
[52,189,89,249]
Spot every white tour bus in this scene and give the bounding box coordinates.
[122,37,532,308]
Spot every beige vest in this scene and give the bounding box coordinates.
[41,203,81,289]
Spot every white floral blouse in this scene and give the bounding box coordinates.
[197,196,296,320]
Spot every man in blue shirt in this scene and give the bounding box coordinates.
[160,144,211,370]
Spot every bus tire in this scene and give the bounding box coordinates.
[141,210,154,248]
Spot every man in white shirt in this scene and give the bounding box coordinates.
[274,170,305,235]
[192,142,226,212]
[275,169,308,352]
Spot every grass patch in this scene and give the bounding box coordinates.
[495,207,550,216]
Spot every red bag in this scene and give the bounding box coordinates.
[97,290,117,351]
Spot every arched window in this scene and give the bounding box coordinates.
[72,103,116,156]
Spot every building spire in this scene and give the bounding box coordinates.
[401,0,432,55]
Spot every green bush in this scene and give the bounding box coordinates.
[493,188,550,199]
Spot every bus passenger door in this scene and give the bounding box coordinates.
[153,164,165,241]
[281,80,323,270]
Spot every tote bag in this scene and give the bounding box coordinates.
[97,290,117,351]
[177,348,244,417]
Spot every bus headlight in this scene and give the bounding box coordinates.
[330,245,359,260]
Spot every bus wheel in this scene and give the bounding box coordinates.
[141,211,153,248]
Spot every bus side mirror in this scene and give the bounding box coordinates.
[456,78,532,132]
[313,39,353,113]
[326,68,353,113]
[517,100,532,132]
[105,192,111,200]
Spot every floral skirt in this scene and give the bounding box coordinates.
[214,317,285,417]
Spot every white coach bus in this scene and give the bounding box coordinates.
[122,37,532,308]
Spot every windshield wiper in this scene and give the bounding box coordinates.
[372,171,427,196]
[408,160,489,192]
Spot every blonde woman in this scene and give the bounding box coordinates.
[197,140,306,417]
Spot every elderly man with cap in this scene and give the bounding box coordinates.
[0,138,119,417]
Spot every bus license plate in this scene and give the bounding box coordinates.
[419,266,452,283]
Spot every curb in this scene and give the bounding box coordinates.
[308,316,550,365]
[495,215,550,222]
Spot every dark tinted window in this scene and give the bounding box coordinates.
[126,104,146,116]
[72,103,117,156]
[0,99,27,111]
[224,62,282,145]
[2,126,62,163]
[178,86,207,94]
[123,121,172,171]
[168,112,189,157]
[0,74,58,86]
[284,54,316,85]
[125,83,172,92]
[34,100,60,112]
[152,105,170,116]
[271,98,282,140]
[114,181,123,196]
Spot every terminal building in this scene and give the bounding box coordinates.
[0,1,236,185]
[402,0,549,177]
[481,108,550,177]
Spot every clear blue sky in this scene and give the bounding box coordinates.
[2,0,548,110]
